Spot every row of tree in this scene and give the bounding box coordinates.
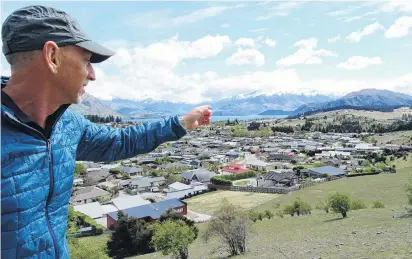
[85,114,122,123]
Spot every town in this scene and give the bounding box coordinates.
[68,113,412,252]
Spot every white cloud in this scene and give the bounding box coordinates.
[130,5,245,28]
[88,35,231,103]
[328,35,341,43]
[276,38,337,67]
[379,1,412,13]
[257,1,301,21]
[201,69,412,101]
[226,48,265,67]
[337,56,383,70]
[345,22,384,42]
[385,16,412,38]
[265,38,276,47]
[235,38,255,48]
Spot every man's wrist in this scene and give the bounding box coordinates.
[179,116,188,131]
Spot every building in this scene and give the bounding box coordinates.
[222,163,249,175]
[301,166,346,179]
[106,199,187,229]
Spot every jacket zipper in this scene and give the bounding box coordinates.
[3,112,59,258]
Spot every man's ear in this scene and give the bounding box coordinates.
[43,41,61,74]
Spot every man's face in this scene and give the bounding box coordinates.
[57,46,96,104]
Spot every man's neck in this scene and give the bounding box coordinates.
[3,76,61,128]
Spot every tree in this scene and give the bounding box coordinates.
[74,163,86,177]
[107,211,154,258]
[328,193,351,218]
[203,199,250,256]
[150,220,196,259]
[159,209,199,239]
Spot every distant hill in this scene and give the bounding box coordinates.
[258,109,293,116]
[103,92,334,117]
[289,89,412,118]
[70,93,121,117]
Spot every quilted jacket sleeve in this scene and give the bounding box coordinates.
[75,114,187,162]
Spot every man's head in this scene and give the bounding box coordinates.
[1,5,115,104]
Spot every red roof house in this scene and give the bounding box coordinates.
[222,163,249,174]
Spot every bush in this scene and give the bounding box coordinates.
[372,201,385,208]
[265,210,274,219]
[351,200,367,210]
[328,193,351,218]
[283,198,312,216]
[211,171,257,185]
[257,212,264,221]
[249,211,259,222]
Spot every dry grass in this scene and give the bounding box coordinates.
[184,191,279,215]
[311,107,412,121]
[373,131,412,145]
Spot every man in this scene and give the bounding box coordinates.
[1,5,212,259]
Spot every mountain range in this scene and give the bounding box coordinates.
[70,89,412,119]
[290,89,412,117]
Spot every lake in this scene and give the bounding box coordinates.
[127,115,287,123]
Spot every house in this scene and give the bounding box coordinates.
[73,202,109,228]
[164,182,194,200]
[258,171,298,187]
[268,153,294,162]
[244,155,269,171]
[123,176,167,193]
[180,168,216,184]
[120,166,142,177]
[222,163,249,175]
[73,202,104,219]
[107,199,187,229]
[301,166,346,179]
[70,186,111,205]
[84,168,110,185]
[111,195,151,211]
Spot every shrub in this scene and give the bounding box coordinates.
[257,212,264,221]
[249,211,259,222]
[265,210,274,219]
[328,193,351,218]
[372,201,385,208]
[350,200,367,210]
[283,198,312,216]
[211,171,257,185]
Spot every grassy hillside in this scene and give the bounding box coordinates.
[130,155,412,259]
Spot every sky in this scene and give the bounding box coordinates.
[1,0,412,104]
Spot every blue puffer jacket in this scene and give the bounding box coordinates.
[1,77,187,258]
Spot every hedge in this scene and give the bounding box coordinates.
[211,171,257,185]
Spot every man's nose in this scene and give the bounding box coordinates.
[87,63,96,81]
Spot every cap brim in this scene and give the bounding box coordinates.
[75,41,115,63]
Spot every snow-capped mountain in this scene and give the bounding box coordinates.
[101,92,336,117]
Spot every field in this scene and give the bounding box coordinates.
[184,191,278,215]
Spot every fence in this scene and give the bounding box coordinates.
[208,175,343,194]
[208,184,299,194]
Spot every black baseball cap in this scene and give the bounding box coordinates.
[1,5,115,63]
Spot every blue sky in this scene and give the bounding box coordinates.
[1,1,412,103]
